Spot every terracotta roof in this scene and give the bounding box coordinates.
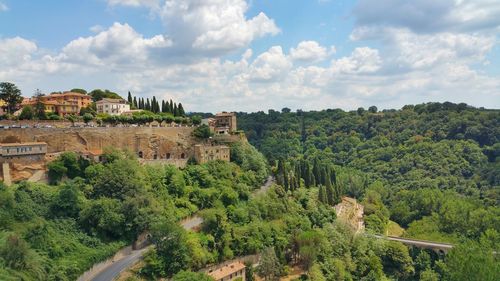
[48,92,91,98]
[96,98,127,104]
[207,261,246,281]
[0,142,47,147]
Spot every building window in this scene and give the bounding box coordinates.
[166,153,171,159]
[180,153,185,159]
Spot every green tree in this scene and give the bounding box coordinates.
[258,247,280,280]
[0,82,23,114]
[172,271,214,281]
[83,113,94,124]
[193,124,213,139]
[19,105,34,120]
[33,89,47,120]
[444,240,499,281]
[151,219,191,277]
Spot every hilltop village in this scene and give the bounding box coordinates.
[0,87,241,185]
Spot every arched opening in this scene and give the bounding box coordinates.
[153,154,158,160]
[138,151,143,158]
[180,153,185,159]
[166,153,171,159]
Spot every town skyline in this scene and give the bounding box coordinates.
[1,0,499,112]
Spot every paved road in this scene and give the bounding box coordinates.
[87,177,275,281]
[254,176,275,195]
[90,248,150,281]
[373,235,453,251]
[88,218,202,281]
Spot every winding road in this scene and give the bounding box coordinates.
[85,176,275,281]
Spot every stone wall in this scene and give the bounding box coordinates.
[0,127,196,182]
[0,127,196,158]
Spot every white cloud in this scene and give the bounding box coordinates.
[162,0,279,55]
[61,22,171,66]
[354,0,500,33]
[0,2,8,12]
[107,0,160,9]
[248,46,292,82]
[331,47,382,74]
[290,41,334,62]
[0,37,37,66]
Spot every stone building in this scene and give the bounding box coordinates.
[96,98,131,115]
[0,142,48,162]
[193,143,230,164]
[214,112,237,134]
[0,142,48,186]
[207,261,246,281]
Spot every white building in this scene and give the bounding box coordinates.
[96,98,130,115]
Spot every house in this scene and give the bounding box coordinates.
[21,92,92,116]
[96,98,130,115]
[214,112,237,134]
[193,143,230,164]
[0,99,7,115]
[207,261,246,281]
[0,142,48,162]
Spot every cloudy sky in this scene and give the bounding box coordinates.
[1,0,499,112]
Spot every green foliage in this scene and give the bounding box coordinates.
[443,240,499,281]
[193,124,213,139]
[0,82,23,114]
[172,270,214,281]
[19,106,34,120]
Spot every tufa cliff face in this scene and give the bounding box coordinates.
[1,127,196,159]
[0,127,198,183]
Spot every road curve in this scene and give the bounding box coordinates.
[87,177,275,281]
[88,217,202,281]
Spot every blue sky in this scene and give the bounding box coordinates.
[1,0,499,112]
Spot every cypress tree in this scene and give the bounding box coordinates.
[146,98,151,111]
[127,91,132,104]
[276,160,285,187]
[178,103,185,116]
[133,96,138,108]
[173,103,178,116]
[169,99,174,113]
[152,96,157,113]
[318,186,327,204]
[161,100,166,113]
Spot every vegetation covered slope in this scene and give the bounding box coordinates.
[0,142,267,281]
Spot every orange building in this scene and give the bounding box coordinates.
[22,92,92,116]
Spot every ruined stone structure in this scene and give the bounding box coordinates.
[0,142,48,185]
[214,112,237,134]
[0,127,196,182]
[334,197,365,234]
[194,143,230,164]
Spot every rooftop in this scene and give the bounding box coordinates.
[207,261,246,280]
[0,142,47,147]
[96,98,128,104]
[215,112,236,117]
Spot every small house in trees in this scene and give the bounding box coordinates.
[207,261,246,281]
[96,98,130,115]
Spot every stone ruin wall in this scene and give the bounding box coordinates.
[0,127,196,182]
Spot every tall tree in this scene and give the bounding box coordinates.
[0,82,23,114]
[33,89,47,120]
[133,96,138,109]
[178,103,185,116]
[127,91,132,104]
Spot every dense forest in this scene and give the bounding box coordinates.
[0,102,499,281]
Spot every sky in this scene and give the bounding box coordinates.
[0,0,499,113]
